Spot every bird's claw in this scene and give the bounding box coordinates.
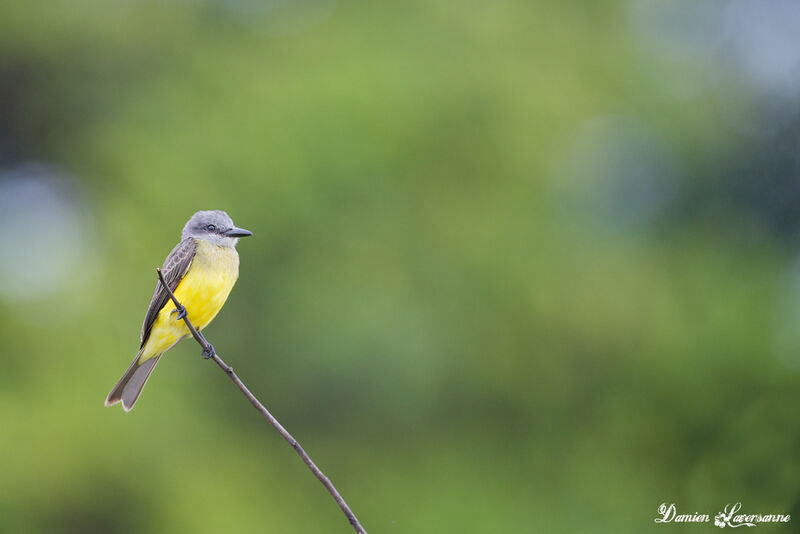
[172,305,187,320]
[201,344,215,359]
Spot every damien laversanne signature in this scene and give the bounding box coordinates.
[655,502,790,528]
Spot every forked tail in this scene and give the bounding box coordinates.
[105,351,162,412]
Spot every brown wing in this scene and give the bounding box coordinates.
[140,237,197,347]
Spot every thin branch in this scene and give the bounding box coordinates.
[156,268,367,534]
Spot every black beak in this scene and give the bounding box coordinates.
[224,226,253,238]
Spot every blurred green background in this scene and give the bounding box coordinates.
[2,0,800,532]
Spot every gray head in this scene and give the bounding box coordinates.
[181,210,253,247]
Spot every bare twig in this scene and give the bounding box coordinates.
[156,268,367,534]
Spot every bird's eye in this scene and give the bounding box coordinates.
[206,224,216,231]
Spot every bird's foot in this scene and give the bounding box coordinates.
[172,305,187,320]
[201,344,215,359]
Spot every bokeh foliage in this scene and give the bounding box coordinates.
[2,1,800,532]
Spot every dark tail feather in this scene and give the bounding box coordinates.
[105,351,162,412]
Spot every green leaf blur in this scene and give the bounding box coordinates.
[1,1,799,533]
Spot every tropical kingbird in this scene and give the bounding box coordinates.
[105,210,252,411]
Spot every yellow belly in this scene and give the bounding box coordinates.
[140,240,240,362]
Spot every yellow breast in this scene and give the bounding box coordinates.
[140,239,240,361]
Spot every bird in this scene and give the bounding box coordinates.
[105,210,252,411]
